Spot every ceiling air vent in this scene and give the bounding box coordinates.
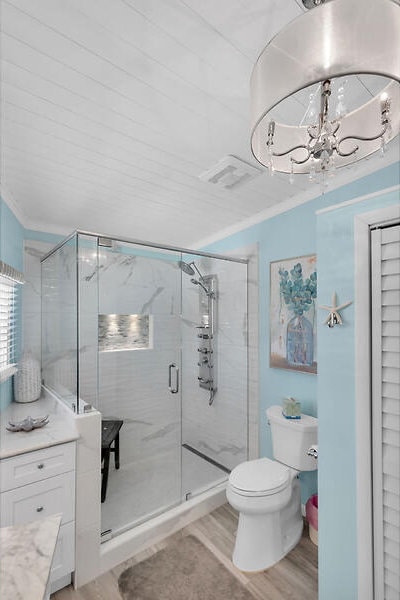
[199,155,262,190]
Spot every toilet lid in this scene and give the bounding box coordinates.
[229,458,290,496]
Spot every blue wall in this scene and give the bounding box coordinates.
[0,197,25,410]
[317,185,399,600]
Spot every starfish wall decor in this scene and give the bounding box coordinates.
[319,292,352,328]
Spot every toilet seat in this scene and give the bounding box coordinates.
[229,457,290,497]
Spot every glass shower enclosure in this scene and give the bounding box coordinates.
[41,231,248,539]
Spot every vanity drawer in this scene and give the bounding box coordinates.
[0,471,75,528]
[0,442,75,492]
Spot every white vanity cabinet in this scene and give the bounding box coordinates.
[0,441,76,593]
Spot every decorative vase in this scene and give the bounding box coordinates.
[286,315,313,367]
[13,352,41,403]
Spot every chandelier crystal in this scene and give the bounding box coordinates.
[250,0,400,180]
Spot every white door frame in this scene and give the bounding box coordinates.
[354,197,400,600]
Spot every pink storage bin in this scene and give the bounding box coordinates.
[306,494,318,546]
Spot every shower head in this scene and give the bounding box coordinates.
[179,260,214,297]
[178,260,196,276]
[178,260,206,281]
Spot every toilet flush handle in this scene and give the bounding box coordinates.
[307,445,318,459]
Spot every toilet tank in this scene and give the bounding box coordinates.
[266,405,318,471]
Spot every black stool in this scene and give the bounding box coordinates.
[101,419,123,503]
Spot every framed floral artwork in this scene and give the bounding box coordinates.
[270,254,317,374]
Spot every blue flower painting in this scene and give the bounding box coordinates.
[270,255,317,373]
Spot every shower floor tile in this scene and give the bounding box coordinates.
[101,446,227,538]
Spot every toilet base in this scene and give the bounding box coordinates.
[230,479,303,572]
[232,514,303,572]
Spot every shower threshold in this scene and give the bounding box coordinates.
[101,499,181,542]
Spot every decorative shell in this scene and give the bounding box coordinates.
[6,415,49,432]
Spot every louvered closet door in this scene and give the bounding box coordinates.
[371,224,400,600]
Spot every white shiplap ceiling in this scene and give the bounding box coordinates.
[1,0,399,248]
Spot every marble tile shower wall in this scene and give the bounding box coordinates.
[42,241,78,409]
[181,256,248,471]
[24,240,78,410]
[23,241,248,477]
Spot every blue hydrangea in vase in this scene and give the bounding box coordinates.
[279,263,317,367]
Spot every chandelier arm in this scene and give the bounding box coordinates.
[290,150,312,165]
[335,143,359,158]
[336,124,388,157]
[272,144,310,159]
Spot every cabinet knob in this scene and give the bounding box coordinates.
[36,506,44,512]
[37,463,44,469]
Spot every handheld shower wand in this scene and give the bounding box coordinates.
[190,278,214,298]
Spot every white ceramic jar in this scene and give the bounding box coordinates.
[13,353,41,403]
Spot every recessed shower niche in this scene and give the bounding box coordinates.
[98,314,153,352]
[41,232,248,541]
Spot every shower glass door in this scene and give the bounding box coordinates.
[91,239,183,538]
[75,232,248,540]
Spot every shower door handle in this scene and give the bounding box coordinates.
[168,363,179,394]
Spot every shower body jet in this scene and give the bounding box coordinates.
[178,259,218,405]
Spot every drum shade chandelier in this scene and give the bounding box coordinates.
[250,0,400,181]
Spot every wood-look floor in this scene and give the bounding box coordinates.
[51,504,318,600]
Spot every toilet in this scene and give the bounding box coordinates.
[226,405,318,572]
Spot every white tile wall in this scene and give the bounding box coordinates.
[181,256,248,471]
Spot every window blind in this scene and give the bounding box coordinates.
[0,260,24,383]
[371,225,400,600]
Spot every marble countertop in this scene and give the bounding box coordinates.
[0,513,61,600]
[0,390,79,460]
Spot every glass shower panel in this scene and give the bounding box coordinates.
[77,234,99,411]
[41,236,79,412]
[95,240,183,537]
[181,253,248,498]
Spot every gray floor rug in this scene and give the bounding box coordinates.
[118,534,254,599]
